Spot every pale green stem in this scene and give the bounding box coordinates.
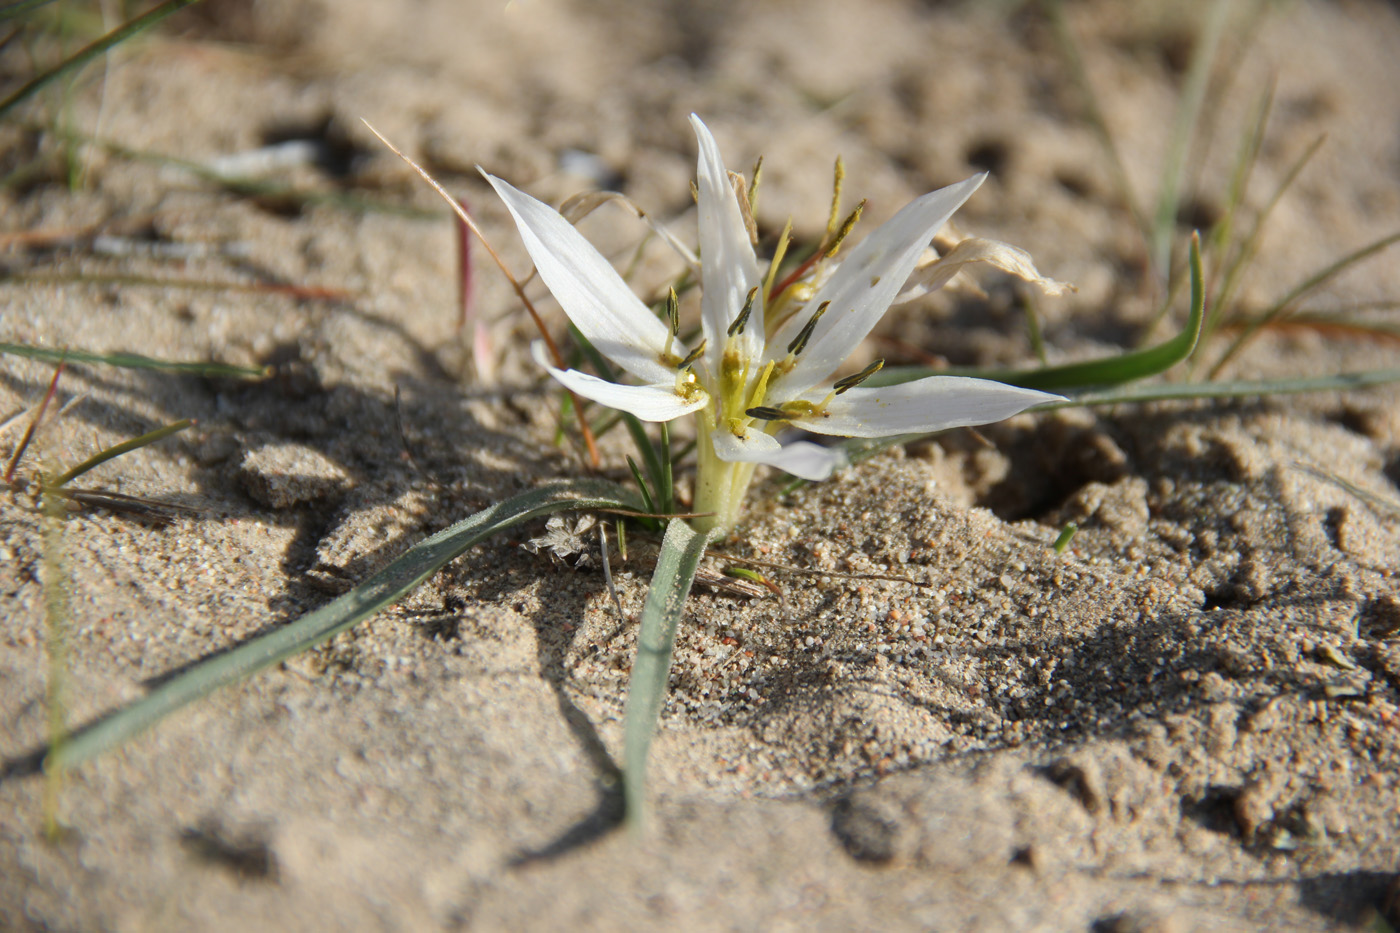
[691,422,758,534]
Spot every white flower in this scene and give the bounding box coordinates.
[484,115,1064,532]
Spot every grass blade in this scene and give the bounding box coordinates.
[867,233,1205,393]
[1209,228,1400,377]
[49,417,193,488]
[830,363,1400,475]
[1043,366,1400,409]
[624,517,712,829]
[0,343,270,379]
[46,478,640,772]
[0,0,206,120]
[1150,0,1233,280]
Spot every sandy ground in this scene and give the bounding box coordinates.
[3,0,1400,929]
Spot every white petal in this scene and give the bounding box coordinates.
[532,343,707,422]
[485,172,679,385]
[787,376,1062,438]
[691,115,764,377]
[753,440,849,481]
[897,236,1074,303]
[709,422,782,461]
[708,429,847,481]
[767,174,985,399]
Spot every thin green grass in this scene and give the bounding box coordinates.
[39,463,69,838]
[1049,0,1400,377]
[0,343,270,379]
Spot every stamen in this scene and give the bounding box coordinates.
[732,171,759,246]
[748,360,777,410]
[762,218,793,312]
[662,287,680,359]
[786,300,831,356]
[727,287,759,337]
[825,199,866,258]
[745,406,788,421]
[824,156,845,244]
[748,156,764,217]
[680,340,707,369]
[833,358,884,394]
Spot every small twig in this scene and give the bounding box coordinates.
[4,360,64,485]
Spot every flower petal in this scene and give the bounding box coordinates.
[485,172,679,385]
[691,115,764,378]
[897,236,1074,304]
[708,428,847,481]
[767,174,985,399]
[787,376,1062,438]
[752,440,849,481]
[532,342,708,422]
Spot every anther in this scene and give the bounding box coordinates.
[666,287,680,337]
[825,199,866,258]
[748,156,764,216]
[680,340,707,369]
[786,300,831,356]
[728,287,759,337]
[745,406,788,421]
[833,358,884,394]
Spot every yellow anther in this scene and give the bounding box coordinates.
[825,198,866,258]
[825,156,846,244]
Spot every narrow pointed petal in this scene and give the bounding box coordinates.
[897,236,1074,304]
[752,440,849,481]
[691,115,764,376]
[768,174,985,399]
[533,343,707,422]
[787,376,1062,438]
[709,422,783,461]
[485,172,679,385]
[708,429,847,480]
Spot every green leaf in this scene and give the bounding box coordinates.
[867,233,1205,393]
[46,478,640,772]
[623,518,712,829]
[829,365,1400,476]
[0,343,269,380]
[1044,367,1400,409]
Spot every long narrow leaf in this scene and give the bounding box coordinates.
[1043,366,1400,409]
[868,233,1205,393]
[0,343,269,379]
[1150,0,1232,279]
[830,365,1400,475]
[623,518,712,829]
[1210,228,1400,377]
[46,478,640,771]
